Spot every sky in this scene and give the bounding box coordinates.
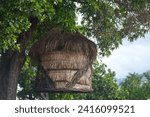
[102,32,150,79]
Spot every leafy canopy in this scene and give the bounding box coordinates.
[0,0,150,56]
[119,72,150,100]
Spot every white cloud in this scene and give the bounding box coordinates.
[102,32,150,79]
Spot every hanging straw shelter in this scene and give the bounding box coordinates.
[29,28,97,92]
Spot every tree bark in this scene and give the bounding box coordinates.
[0,52,25,99]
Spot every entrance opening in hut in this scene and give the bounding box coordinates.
[30,28,97,93]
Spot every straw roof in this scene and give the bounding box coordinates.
[29,27,97,62]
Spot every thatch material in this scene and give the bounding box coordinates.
[30,27,97,62]
[30,27,97,92]
[41,52,88,70]
[36,66,93,92]
[48,67,92,88]
[47,70,76,82]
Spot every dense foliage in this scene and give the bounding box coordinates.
[119,72,150,100]
[1,0,150,55]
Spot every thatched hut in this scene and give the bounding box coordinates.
[30,27,97,92]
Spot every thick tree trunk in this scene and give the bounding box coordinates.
[0,52,25,99]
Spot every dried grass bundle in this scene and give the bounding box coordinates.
[30,27,97,62]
